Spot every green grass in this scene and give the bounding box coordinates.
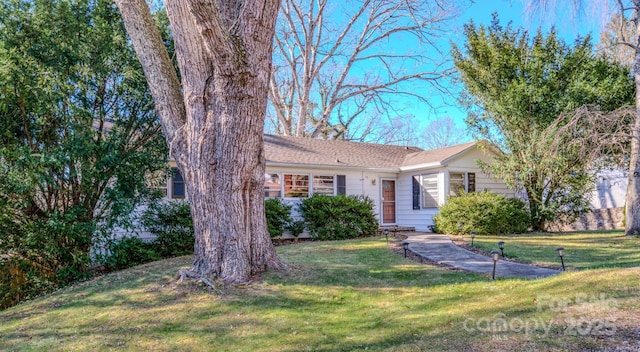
[462,230,640,270]
[1,234,640,351]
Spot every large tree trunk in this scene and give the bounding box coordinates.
[115,0,286,282]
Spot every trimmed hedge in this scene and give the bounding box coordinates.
[433,191,530,235]
[298,195,378,240]
[265,198,292,238]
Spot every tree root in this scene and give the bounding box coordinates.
[175,269,221,293]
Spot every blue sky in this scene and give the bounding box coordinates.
[416,0,607,141]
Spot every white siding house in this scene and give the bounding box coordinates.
[162,135,512,234]
[159,136,514,233]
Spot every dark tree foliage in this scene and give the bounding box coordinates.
[452,14,635,230]
[0,0,167,309]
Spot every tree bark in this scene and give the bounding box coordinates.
[115,0,286,283]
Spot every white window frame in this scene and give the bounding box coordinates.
[312,175,336,196]
[283,173,310,198]
[264,172,282,198]
[448,171,476,197]
[421,173,439,208]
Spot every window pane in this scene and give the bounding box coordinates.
[313,175,334,195]
[264,173,281,198]
[337,175,346,195]
[284,174,309,198]
[468,173,476,193]
[172,168,185,199]
[449,172,465,197]
[421,174,438,208]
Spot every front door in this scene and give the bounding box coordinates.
[381,179,396,224]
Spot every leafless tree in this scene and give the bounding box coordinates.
[542,105,633,172]
[526,0,640,236]
[597,13,635,68]
[269,0,467,139]
[115,0,286,284]
[421,116,468,150]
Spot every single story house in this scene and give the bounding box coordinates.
[162,135,513,232]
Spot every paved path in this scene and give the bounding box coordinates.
[404,233,560,279]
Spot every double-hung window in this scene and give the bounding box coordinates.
[312,175,335,195]
[421,173,439,208]
[284,174,309,198]
[265,173,346,198]
[264,173,282,198]
[449,172,476,197]
[171,168,185,199]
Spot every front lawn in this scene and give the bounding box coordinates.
[1,233,639,351]
[460,230,640,270]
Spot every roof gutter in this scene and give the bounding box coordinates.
[399,162,442,172]
[265,161,399,173]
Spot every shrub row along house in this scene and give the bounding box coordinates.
[160,135,513,234]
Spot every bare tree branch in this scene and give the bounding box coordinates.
[269,0,466,140]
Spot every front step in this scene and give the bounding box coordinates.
[377,226,415,234]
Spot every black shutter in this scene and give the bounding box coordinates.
[468,173,476,193]
[412,176,420,210]
[337,175,346,195]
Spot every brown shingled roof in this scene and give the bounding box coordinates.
[264,135,479,170]
[401,142,477,168]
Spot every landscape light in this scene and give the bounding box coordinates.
[498,241,505,257]
[556,247,565,271]
[383,228,389,243]
[402,242,409,258]
[470,231,476,247]
[490,250,500,280]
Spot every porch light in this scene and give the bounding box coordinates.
[556,247,565,271]
[402,241,409,258]
[470,231,476,247]
[490,250,500,280]
[498,241,505,257]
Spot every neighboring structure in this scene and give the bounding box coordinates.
[550,168,628,231]
[163,135,512,232]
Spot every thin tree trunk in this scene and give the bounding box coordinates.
[626,26,640,235]
[626,8,640,236]
[116,0,286,283]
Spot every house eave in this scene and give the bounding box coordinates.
[399,162,442,172]
[266,161,399,173]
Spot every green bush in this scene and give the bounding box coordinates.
[0,207,95,309]
[0,257,57,310]
[104,237,160,271]
[433,191,530,235]
[142,201,194,258]
[265,198,292,238]
[287,219,306,238]
[299,195,378,240]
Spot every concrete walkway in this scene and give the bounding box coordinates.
[404,233,560,279]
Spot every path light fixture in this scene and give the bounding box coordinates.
[394,225,398,233]
[498,241,505,257]
[383,228,389,243]
[490,250,500,280]
[470,231,476,247]
[402,241,409,258]
[556,247,566,271]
